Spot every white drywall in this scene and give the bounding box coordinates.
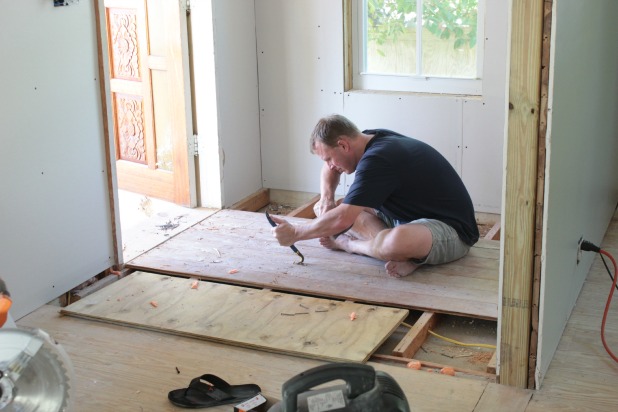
[0,1,114,318]
[192,1,262,208]
[256,0,345,195]
[255,0,508,213]
[537,0,618,386]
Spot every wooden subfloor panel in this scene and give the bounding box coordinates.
[61,271,408,363]
[127,210,500,319]
[19,305,534,412]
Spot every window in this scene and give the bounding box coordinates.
[349,0,484,94]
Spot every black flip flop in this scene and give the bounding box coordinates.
[168,374,261,408]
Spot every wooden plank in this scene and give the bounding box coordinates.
[343,0,353,91]
[371,354,495,380]
[287,194,319,219]
[17,304,517,412]
[126,210,500,319]
[484,222,501,240]
[528,0,553,389]
[231,188,270,212]
[501,0,544,387]
[393,312,439,358]
[61,271,408,363]
[94,0,122,268]
[487,351,497,374]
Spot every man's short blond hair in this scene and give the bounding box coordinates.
[310,114,361,153]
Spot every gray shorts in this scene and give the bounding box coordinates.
[376,212,471,266]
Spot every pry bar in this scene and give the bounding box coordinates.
[265,211,305,264]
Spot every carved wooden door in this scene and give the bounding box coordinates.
[104,0,195,206]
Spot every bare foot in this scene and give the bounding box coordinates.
[319,234,354,252]
[385,260,420,278]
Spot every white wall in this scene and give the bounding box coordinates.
[538,0,618,386]
[255,0,509,213]
[192,0,262,208]
[0,1,114,318]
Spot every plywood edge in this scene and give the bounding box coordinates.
[393,312,439,358]
[231,188,270,212]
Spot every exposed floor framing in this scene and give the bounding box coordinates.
[18,204,618,410]
[110,189,498,377]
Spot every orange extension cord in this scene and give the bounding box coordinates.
[600,249,618,363]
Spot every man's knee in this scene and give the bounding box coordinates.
[373,225,432,261]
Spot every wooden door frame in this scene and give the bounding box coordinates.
[95,0,123,268]
[95,0,200,268]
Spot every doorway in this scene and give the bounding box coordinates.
[99,0,207,263]
[103,0,196,207]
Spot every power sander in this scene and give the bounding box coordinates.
[267,363,410,412]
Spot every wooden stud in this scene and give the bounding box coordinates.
[73,275,120,300]
[528,0,553,390]
[371,354,496,380]
[500,0,544,388]
[393,312,439,358]
[343,0,353,91]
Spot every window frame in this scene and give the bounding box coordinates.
[347,0,485,95]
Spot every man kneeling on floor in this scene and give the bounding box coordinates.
[270,114,479,278]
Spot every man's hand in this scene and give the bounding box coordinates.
[269,215,297,247]
[313,197,337,217]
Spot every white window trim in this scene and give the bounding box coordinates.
[351,0,485,96]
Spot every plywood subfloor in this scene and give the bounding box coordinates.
[127,209,500,320]
[19,305,533,412]
[61,271,408,363]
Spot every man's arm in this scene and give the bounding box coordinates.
[315,163,341,216]
[270,203,363,246]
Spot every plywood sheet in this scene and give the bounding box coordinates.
[127,210,500,319]
[61,271,408,363]
[18,305,506,412]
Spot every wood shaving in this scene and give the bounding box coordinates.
[228,269,239,274]
[150,301,158,308]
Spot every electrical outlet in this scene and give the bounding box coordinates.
[577,236,583,265]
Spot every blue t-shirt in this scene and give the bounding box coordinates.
[343,129,479,246]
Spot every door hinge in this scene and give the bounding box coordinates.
[185,0,190,13]
[192,134,199,156]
